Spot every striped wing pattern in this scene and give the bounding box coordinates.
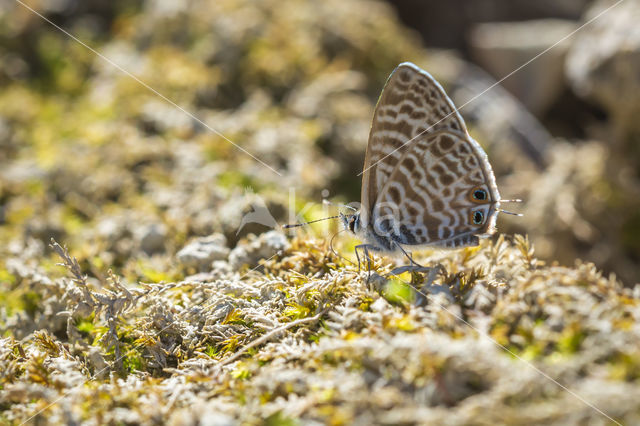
[360,63,500,249]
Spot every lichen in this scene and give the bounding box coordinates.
[2,0,640,424]
[1,233,639,424]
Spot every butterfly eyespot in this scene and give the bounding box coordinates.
[471,211,485,225]
[470,187,488,203]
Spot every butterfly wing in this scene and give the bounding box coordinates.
[372,129,500,248]
[360,62,467,228]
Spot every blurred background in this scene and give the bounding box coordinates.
[0,0,638,285]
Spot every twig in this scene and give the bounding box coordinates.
[220,308,328,366]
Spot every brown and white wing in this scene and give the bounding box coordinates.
[372,130,500,248]
[360,62,467,227]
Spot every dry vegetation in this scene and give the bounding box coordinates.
[1,0,639,424]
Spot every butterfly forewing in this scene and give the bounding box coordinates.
[361,62,467,227]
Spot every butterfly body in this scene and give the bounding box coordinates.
[341,212,395,252]
[346,62,501,255]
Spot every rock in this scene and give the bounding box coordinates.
[137,223,167,255]
[427,51,552,170]
[219,191,279,244]
[140,100,195,135]
[177,234,230,271]
[370,297,390,313]
[24,219,66,246]
[566,0,640,136]
[228,230,290,269]
[210,260,232,278]
[469,19,578,115]
[96,215,135,259]
[390,0,590,51]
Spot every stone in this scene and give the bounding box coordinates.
[566,0,640,136]
[228,230,290,269]
[469,19,578,115]
[177,233,230,271]
[137,223,167,255]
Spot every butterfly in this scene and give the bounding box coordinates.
[284,62,518,272]
[339,62,514,271]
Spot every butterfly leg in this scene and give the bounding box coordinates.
[355,244,378,285]
[354,244,364,273]
[390,243,432,275]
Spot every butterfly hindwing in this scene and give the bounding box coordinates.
[370,130,500,247]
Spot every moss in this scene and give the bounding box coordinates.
[283,303,311,321]
[609,352,640,381]
[217,170,263,191]
[122,348,145,373]
[75,317,95,336]
[135,259,181,283]
[556,323,586,355]
[223,308,253,327]
[1,0,640,423]
[265,410,300,426]
[21,291,43,318]
[231,363,252,380]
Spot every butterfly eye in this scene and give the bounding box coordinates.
[471,210,485,225]
[469,187,488,203]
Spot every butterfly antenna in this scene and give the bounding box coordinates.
[282,215,341,229]
[498,209,523,216]
[323,199,357,212]
[500,199,523,203]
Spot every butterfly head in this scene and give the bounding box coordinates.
[340,212,361,234]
